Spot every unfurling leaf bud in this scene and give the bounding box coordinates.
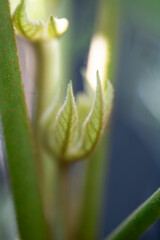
[40,72,114,162]
[12,0,69,41]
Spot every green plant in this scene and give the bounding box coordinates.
[1,1,160,240]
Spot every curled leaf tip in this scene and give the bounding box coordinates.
[68,73,105,160]
[48,16,69,39]
[12,0,69,41]
[48,16,69,38]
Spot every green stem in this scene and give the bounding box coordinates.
[32,1,75,236]
[60,163,71,240]
[106,188,160,240]
[95,0,121,82]
[76,139,106,240]
[54,162,71,240]
[0,1,49,240]
[33,40,60,215]
[35,41,60,118]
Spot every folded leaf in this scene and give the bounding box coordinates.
[68,72,105,160]
[48,82,78,159]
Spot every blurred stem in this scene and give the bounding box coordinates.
[33,40,60,220]
[76,138,106,240]
[0,1,49,240]
[33,0,73,229]
[95,0,121,82]
[60,163,71,240]
[56,0,74,94]
[54,162,71,240]
[35,41,60,119]
[77,1,121,239]
[106,188,160,240]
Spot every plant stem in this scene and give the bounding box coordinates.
[54,162,71,240]
[32,42,66,240]
[106,188,160,240]
[33,40,60,210]
[35,41,60,119]
[60,163,71,240]
[76,139,106,240]
[95,0,121,82]
[0,1,49,240]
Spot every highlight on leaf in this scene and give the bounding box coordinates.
[48,16,69,38]
[12,0,69,41]
[40,71,113,162]
[104,78,114,126]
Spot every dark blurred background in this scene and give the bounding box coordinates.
[1,0,160,239]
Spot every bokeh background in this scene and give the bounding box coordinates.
[1,1,160,239]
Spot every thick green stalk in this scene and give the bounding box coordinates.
[33,41,60,220]
[0,1,49,240]
[106,188,160,240]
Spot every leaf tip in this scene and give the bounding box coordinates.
[67,80,74,96]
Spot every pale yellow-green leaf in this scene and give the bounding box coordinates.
[13,1,44,41]
[67,72,105,161]
[48,82,78,159]
[40,72,113,162]
[48,16,69,39]
[12,1,69,41]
